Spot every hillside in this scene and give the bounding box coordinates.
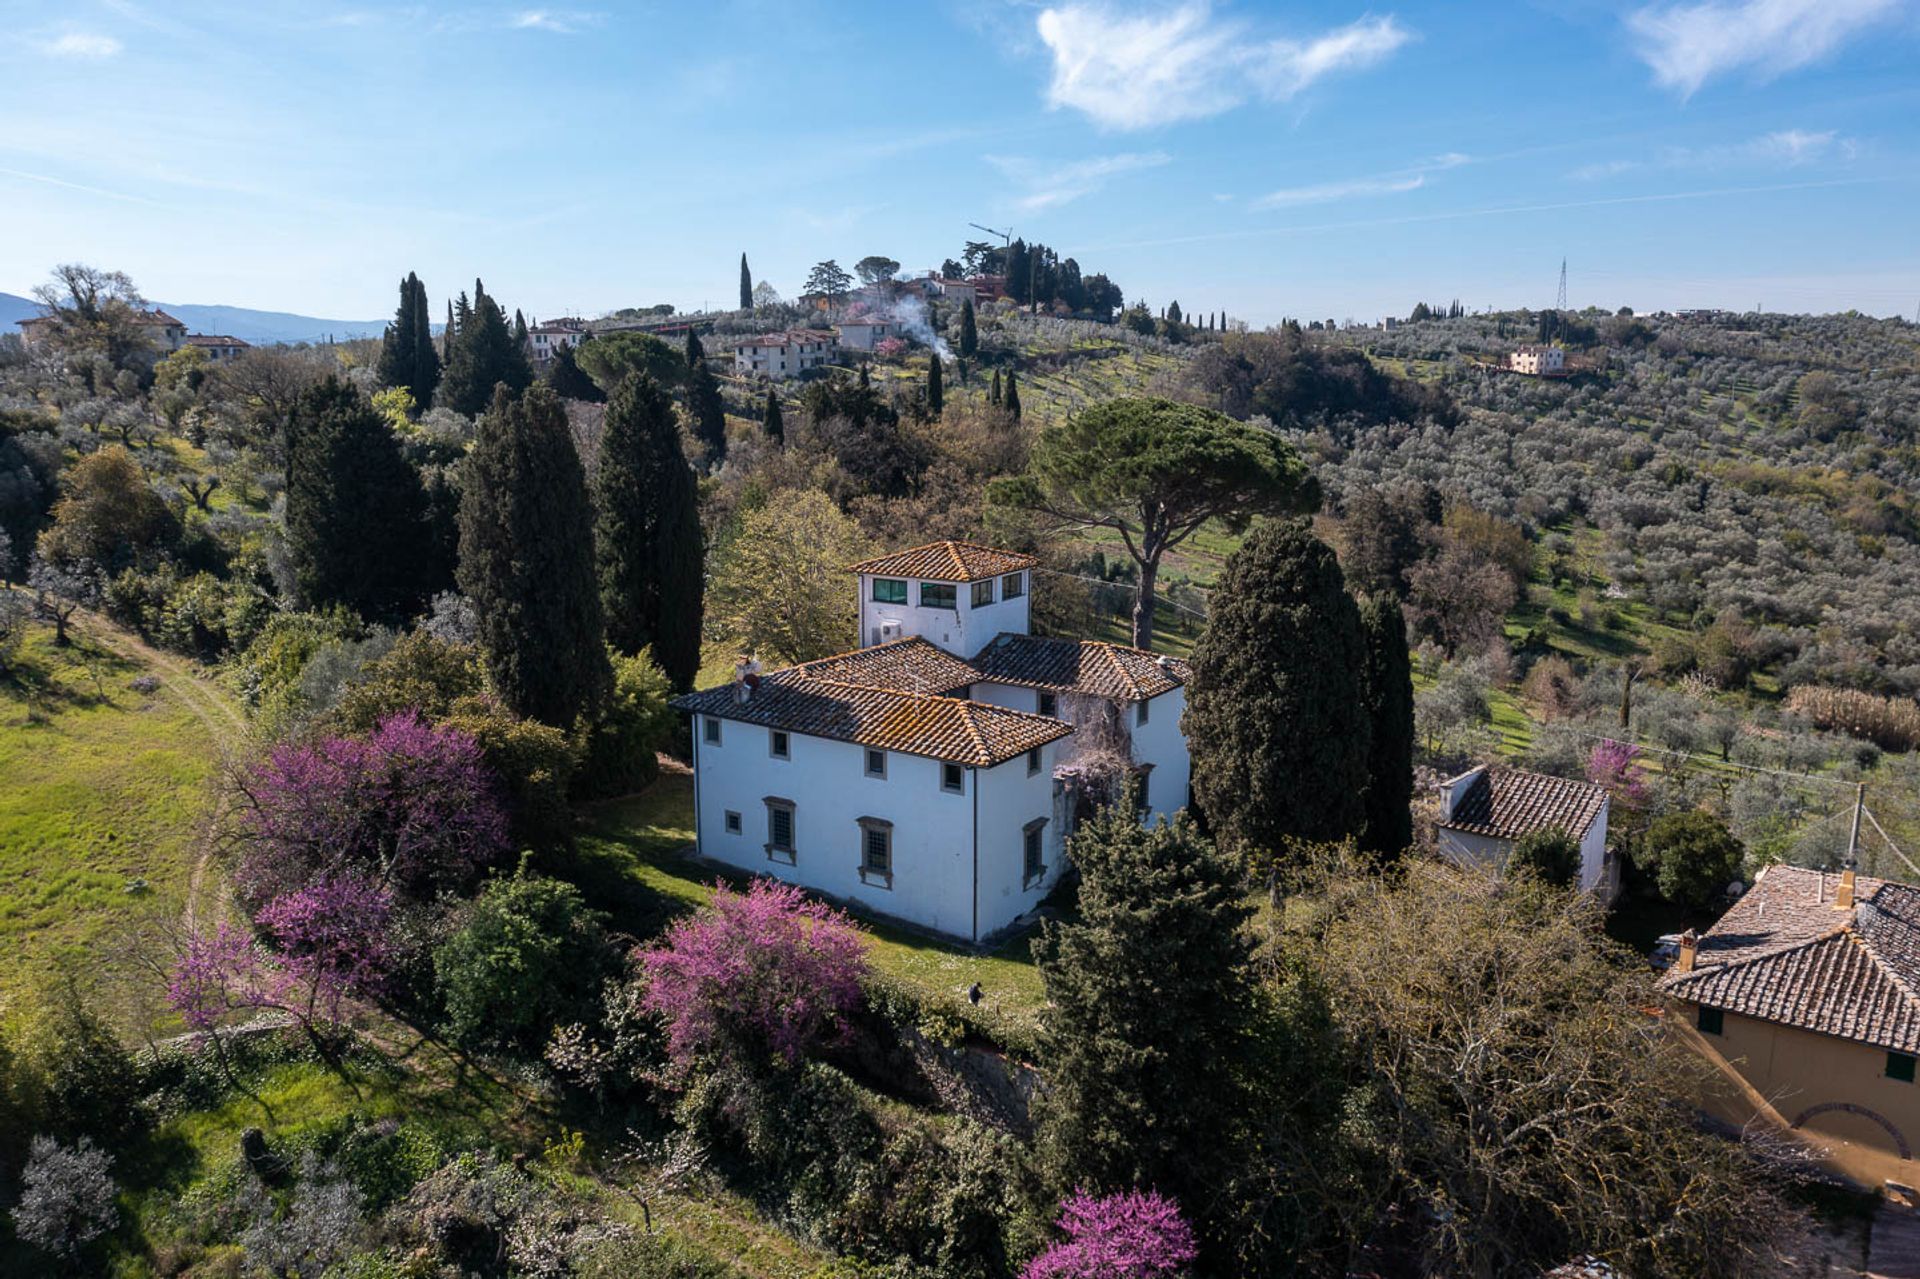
[0,290,390,345]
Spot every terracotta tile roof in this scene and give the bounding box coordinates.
[1438,767,1607,840]
[186,334,250,347]
[847,541,1040,583]
[970,633,1189,702]
[135,310,186,327]
[1662,864,1920,1054]
[730,330,837,350]
[769,637,978,696]
[671,677,1070,766]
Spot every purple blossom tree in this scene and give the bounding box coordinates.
[640,878,867,1070]
[1022,1189,1198,1279]
[1586,738,1649,808]
[254,874,397,1024]
[238,710,508,905]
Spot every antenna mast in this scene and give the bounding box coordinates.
[1556,258,1568,311]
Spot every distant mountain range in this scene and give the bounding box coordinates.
[0,292,392,346]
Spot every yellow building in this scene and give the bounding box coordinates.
[1663,864,1920,1190]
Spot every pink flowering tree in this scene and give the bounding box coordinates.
[640,879,867,1071]
[1586,738,1649,808]
[237,711,508,906]
[1023,1189,1198,1279]
[873,336,908,359]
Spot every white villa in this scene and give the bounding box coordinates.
[528,317,589,366]
[836,320,903,351]
[186,334,251,363]
[1510,345,1567,376]
[730,330,838,379]
[17,307,189,354]
[1435,764,1617,899]
[672,541,1193,943]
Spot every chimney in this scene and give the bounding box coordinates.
[1675,929,1700,974]
[1836,868,1857,911]
[1439,766,1487,822]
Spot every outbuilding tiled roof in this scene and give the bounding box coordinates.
[730,330,837,350]
[1663,865,1920,1055]
[847,541,1039,583]
[186,334,250,347]
[672,678,1069,766]
[1438,767,1607,840]
[970,633,1188,702]
[770,637,978,696]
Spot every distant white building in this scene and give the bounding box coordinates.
[1435,765,1616,899]
[1510,345,1566,375]
[17,307,189,354]
[673,540,1193,942]
[185,334,251,363]
[528,318,589,366]
[836,320,903,352]
[730,330,838,379]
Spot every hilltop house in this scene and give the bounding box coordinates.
[186,334,250,363]
[671,540,1192,943]
[1510,345,1566,376]
[17,307,189,354]
[1663,865,1920,1187]
[1435,765,1616,899]
[528,317,589,366]
[730,330,838,379]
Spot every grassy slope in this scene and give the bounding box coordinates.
[576,774,1049,1052]
[0,612,226,1010]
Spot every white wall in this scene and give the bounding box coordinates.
[1438,814,1614,899]
[1134,686,1189,817]
[693,714,1047,940]
[857,571,1031,659]
[974,741,1068,938]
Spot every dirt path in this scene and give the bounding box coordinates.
[71,611,249,933]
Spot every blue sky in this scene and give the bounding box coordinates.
[2,0,1917,325]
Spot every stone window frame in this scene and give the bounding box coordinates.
[941,762,965,795]
[858,816,894,889]
[764,796,797,865]
[1023,817,1048,888]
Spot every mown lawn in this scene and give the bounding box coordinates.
[0,616,219,1009]
[576,772,1050,1053]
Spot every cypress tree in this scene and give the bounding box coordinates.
[1186,518,1370,855]
[458,383,610,728]
[377,272,441,410]
[409,273,440,408]
[376,275,415,396]
[1167,300,1183,326]
[959,298,978,357]
[990,369,1002,406]
[686,357,727,462]
[762,389,784,444]
[684,326,704,366]
[1033,785,1255,1258]
[543,342,605,403]
[444,299,457,358]
[1358,594,1415,858]
[513,308,528,346]
[1003,369,1021,420]
[926,354,944,417]
[284,376,429,624]
[739,253,753,311]
[440,280,533,417]
[1005,239,1030,305]
[593,374,704,689]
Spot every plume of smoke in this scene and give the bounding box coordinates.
[884,294,951,360]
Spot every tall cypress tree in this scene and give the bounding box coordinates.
[1003,369,1021,420]
[739,254,753,311]
[1358,594,1415,859]
[409,274,440,408]
[990,369,1002,406]
[440,280,533,417]
[458,383,610,727]
[377,273,440,411]
[284,376,429,624]
[444,299,457,359]
[1186,518,1370,855]
[513,308,529,348]
[1005,239,1030,305]
[959,298,978,358]
[593,374,704,689]
[1033,786,1256,1261]
[684,327,704,366]
[687,357,727,462]
[926,354,944,417]
[543,342,606,403]
[762,389,784,444]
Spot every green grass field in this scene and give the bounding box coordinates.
[576,772,1049,1053]
[0,611,230,1012]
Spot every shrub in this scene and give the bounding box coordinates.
[238,711,509,905]
[1508,827,1581,889]
[573,647,677,800]
[441,696,580,850]
[641,879,867,1071]
[1645,810,1745,910]
[331,631,486,736]
[11,1135,119,1264]
[1022,1189,1198,1279]
[433,872,619,1054]
[1785,685,1920,752]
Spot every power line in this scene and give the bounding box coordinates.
[1032,567,1211,619]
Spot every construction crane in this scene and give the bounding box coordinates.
[968,222,1013,246]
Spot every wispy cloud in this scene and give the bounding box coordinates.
[508,9,602,33]
[1625,0,1903,96]
[988,150,1172,212]
[1252,152,1466,211]
[1034,3,1412,130]
[38,31,124,58]
[0,166,157,205]
[1571,128,1856,179]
